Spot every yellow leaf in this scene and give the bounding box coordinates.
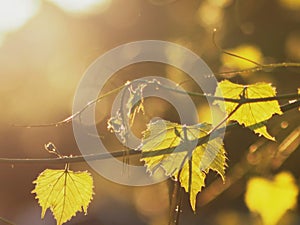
[245,172,298,225]
[140,119,226,211]
[214,80,283,140]
[32,167,94,225]
[221,44,263,69]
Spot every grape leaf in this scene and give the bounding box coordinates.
[245,172,298,225]
[140,119,226,211]
[214,80,282,140]
[32,167,94,225]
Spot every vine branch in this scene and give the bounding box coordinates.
[13,78,300,128]
[212,28,300,76]
[0,216,15,225]
[2,99,299,164]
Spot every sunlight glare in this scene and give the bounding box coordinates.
[0,0,40,33]
[196,1,223,27]
[48,0,111,14]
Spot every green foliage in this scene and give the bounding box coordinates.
[29,77,299,223]
[214,80,282,140]
[32,166,94,225]
[140,119,226,211]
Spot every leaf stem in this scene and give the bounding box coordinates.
[168,180,182,225]
[1,99,299,165]
[0,216,15,225]
[12,83,127,128]
[218,62,300,76]
[12,79,299,128]
[208,103,242,134]
[157,82,299,103]
[212,29,300,75]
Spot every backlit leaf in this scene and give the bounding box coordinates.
[214,80,282,140]
[140,119,226,211]
[245,172,298,225]
[32,167,94,225]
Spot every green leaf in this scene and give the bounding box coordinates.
[214,80,282,140]
[32,167,94,225]
[245,172,298,225]
[140,119,226,211]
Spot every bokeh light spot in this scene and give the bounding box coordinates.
[0,0,40,42]
[48,0,111,15]
[279,0,300,10]
[221,44,263,70]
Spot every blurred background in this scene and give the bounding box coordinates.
[0,0,299,224]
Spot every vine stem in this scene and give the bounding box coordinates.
[148,79,299,103]
[12,83,126,128]
[12,78,300,128]
[168,177,183,225]
[10,32,300,128]
[218,62,300,76]
[212,28,300,76]
[1,99,299,164]
[208,103,242,135]
[0,216,15,225]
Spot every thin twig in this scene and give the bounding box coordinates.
[12,78,300,128]
[212,28,300,76]
[12,84,126,128]
[212,28,263,68]
[0,216,16,225]
[197,119,300,207]
[156,81,300,103]
[168,179,182,225]
[0,149,139,164]
[208,103,242,134]
[1,99,299,165]
[218,62,300,76]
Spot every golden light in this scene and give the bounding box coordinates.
[245,172,298,225]
[0,0,40,36]
[285,32,300,60]
[48,0,111,15]
[221,44,263,70]
[196,1,224,28]
[207,0,233,8]
[279,0,300,10]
